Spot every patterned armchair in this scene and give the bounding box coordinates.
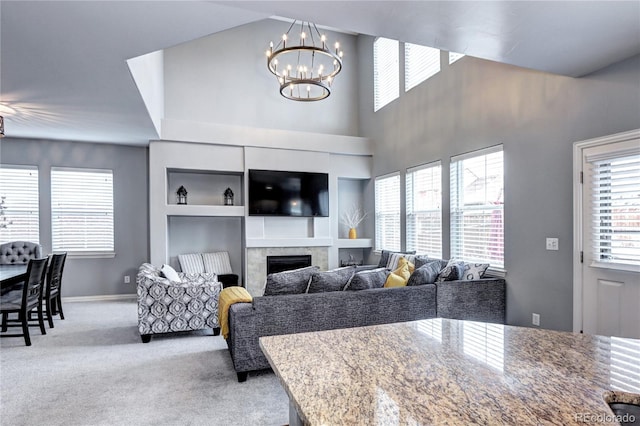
[136,263,222,343]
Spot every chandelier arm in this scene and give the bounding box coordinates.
[307,22,316,47]
[275,20,297,50]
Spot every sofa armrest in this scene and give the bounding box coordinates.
[436,278,505,324]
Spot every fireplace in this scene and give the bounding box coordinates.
[267,255,312,275]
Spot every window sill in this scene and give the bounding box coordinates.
[590,261,640,273]
[65,251,116,259]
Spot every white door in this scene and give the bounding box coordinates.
[580,135,640,339]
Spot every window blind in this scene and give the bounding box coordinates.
[405,43,440,91]
[374,37,399,112]
[449,52,465,64]
[0,166,39,243]
[51,168,114,253]
[406,161,442,258]
[589,153,640,266]
[450,146,504,267]
[375,173,401,252]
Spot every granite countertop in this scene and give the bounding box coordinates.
[259,318,640,425]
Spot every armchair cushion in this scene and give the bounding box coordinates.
[203,252,233,275]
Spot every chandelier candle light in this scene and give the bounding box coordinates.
[266,20,343,101]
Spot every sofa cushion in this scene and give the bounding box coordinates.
[307,266,356,293]
[437,260,465,282]
[160,264,181,283]
[407,260,442,286]
[461,263,490,280]
[377,250,416,268]
[386,253,416,271]
[178,253,205,273]
[344,268,389,291]
[263,266,320,296]
[384,262,411,288]
[203,252,233,274]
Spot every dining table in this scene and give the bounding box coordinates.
[0,264,28,295]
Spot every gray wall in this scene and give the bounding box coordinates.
[164,19,360,137]
[357,34,640,331]
[0,137,149,297]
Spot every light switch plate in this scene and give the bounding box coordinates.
[546,237,559,251]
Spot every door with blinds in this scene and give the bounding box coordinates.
[580,133,640,339]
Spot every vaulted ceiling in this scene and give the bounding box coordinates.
[1,1,638,145]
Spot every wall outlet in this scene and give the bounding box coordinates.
[532,313,540,326]
[124,275,130,284]
[545,237,559,251]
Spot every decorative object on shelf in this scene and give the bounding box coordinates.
[176,185,188,205]
[340,254,363,267]
[224,188,234,206]
[341,204,368,239]
[266,20,343,101]
[0,115,4,137]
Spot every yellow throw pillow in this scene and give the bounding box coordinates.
[397,256,415,274]
[384,262,410,288]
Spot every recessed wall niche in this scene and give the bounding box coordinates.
[168,215,244,283]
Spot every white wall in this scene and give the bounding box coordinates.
[163,19,359,137]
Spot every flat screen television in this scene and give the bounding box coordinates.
[248,169,329,217]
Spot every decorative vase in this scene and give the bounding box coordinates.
[348,228,357,239]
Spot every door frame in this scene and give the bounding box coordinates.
[572,128,640,333]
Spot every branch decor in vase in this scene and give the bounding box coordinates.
[340,205,368,239]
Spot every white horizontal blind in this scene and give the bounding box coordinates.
[51,168,114,253]
[405,43,440,91]
[589,153,640,266]
[450,146,504,267]
[449,52,465,64]
[375,173,401,252]
[374,37,399,112]
[406,161,442,258]
[0,166,39,243]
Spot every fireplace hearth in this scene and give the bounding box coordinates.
[267,255,312,275]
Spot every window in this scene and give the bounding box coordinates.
[450,146,504,268]
[589,152,640,267]
[51,168,114,254]
[375,173,401,251]
[405,43,440,91]
[406,161,442,258]
[0,165,39,243]
[449,52,465,64]
[374,37,399,111]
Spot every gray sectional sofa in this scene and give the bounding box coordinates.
[226,262,505,382]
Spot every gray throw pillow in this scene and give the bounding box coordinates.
[407,261,442,286]
[263,266,320,296]
[437,260,465,282]
[307,266,356,293]
[462,263,490,280]
[344,268,389,291]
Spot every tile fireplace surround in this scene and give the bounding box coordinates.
[246,247,329,296]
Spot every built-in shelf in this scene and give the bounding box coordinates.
[165,204,244,217]
[335,238,373,249]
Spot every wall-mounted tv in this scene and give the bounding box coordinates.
[248,169,329,217]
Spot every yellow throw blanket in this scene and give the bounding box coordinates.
[218,286,253,339]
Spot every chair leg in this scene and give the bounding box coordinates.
[37,304,46,335]
[21,313,31,346]
[46,299,55,329]
[56,294,65,320]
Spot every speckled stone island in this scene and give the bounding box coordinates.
[259,318,640,425]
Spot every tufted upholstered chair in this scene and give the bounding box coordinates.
[0,241,43,265]
[136,263,222,343]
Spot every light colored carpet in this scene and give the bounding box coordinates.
[0,300,289,426]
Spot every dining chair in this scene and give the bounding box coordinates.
[42,253,67,327]
[0,258,48,346]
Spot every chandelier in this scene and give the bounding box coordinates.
[266,21,343,101]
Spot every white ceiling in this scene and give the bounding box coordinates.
[1,1,639,146]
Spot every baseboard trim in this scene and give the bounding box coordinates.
[62,294,137,303]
